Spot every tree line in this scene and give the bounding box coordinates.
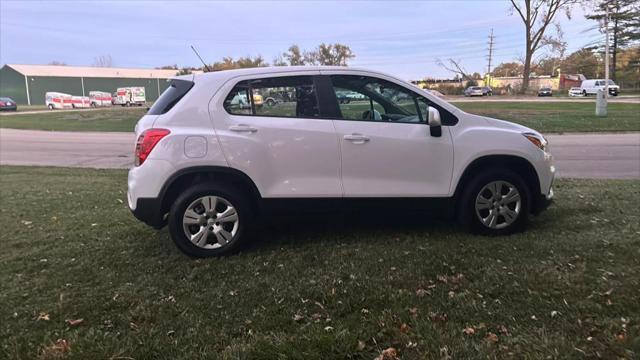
[157,43,355,74]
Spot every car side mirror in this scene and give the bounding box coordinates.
[427,106,442,137]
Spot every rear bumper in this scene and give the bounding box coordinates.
[129,194,166,229]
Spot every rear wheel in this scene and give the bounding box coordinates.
[582,90,587,96]
[459,169,530,235]
[168,183,254,257]
[48,104,54,110]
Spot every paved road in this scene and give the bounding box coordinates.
[1,129,639,179]
[445,95,640,103]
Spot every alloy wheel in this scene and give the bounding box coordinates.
[475,180,521,230]
[182,196,239,249]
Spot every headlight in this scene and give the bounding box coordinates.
[523,132,547,151]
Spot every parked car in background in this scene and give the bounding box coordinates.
[464,86,484,97]
[568,87,582,97]
[580,79,619,96]
[115,87,146,106]
[71,96,91,108]
[0,97,17,111]
[481,86,493,96]
[45,92,73,110]
[537,87,552,97]
[89,91,113,107]
[128,66,555,257]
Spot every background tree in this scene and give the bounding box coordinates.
[586,0,640,81]
[491,61,525,76]
[312,43,355,66]
[48,61,67,66]
[509,0,576,92]
[210,56,267,71]
[560,48,602,78]
[156,64,178,70]
[281,45,306,65]
[436,58,474,81]
[93,55,113,67]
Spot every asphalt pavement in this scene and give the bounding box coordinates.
[0,128,638,179]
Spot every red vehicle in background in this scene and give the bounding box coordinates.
[0,97,17,111]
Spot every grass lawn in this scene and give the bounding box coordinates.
[1,166,639,359]
[1,101,638,133]
[0,108,146,132]
[453,101,640,133]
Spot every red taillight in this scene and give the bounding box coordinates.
[134,128,170,166]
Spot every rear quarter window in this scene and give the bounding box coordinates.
[148,79,194,115]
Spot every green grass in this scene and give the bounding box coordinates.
[0,108,146,132]
[1,166,639,359]
[1,101,638,133]
[453,101,640,133]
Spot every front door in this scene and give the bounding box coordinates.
[327,74,454,197]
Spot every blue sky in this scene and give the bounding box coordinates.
[1,0,602,80]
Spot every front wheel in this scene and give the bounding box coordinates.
[459,169,530,235]
[168,183,253,257]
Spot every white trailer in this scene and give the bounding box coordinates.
[71,96,91,108]
[115,87,146,106]
[45,92,73,110]
[89,91,113,107]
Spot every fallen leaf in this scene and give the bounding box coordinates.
[409,307,418,317]
[416,288,430,297]
[429,312,448,323]
[357,340,366,351]
[324,326,333,331]
[616,331,626,342]
[293,314,304,322]
[37,312,50,321]
[65,318,84,326]
[399,323,410,333]
[448,290,456,298]
[40,339,70,358]
[375,347,399,360]
[463,327,475,335]
[551,311,559,318]
[486,332,499,342]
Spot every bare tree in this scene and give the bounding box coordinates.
[509,0,576,92]
[436,58,474,81]
[48,61,67,66]
[93,55,113,67]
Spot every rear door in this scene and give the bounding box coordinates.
[211,73,342,198]
[324,74,454,197]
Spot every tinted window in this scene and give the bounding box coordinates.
[224,81,252,115]
[224,76,320,118]
[330,75,423,123]
[148,79,193,115]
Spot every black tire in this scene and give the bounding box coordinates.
[48,104,54,110]
[266,98,275,107]
[168,183,254,257]
[458,169,530,235]
[583,90,587,97]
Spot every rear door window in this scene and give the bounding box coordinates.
[224,76,320,118]
[148,79,194,115]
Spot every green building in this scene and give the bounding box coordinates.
[0,64,179,105]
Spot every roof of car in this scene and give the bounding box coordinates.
[186,66,383,81]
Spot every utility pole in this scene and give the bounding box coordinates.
[486,28,495,87]
[604,4,610,99]
[597,3,609,117]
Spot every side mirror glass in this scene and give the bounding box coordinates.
[427,106,442,137]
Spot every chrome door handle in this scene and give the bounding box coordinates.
[343,133,370,144]
[229,124,258,133]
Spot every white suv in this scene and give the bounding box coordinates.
[128,66,555,257]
